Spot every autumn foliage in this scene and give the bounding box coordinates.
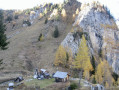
[54,45,67,66]
[95,60,115,87]
[61,9,67,21]
[61,9,67,17]
[54,45,73,68]
[76,8,79,15]
[73,35,93,80]
[54,33,117,87]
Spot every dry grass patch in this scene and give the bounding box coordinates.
[100,24,118,30]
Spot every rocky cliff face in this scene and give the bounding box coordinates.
[61,2,119,74]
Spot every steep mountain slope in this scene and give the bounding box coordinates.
[78,0,119,29]
[0,11,74,80]
[61,2,119,74]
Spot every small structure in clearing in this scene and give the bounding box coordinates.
[39,69,50,79]
[7,83,14,90]
[33,68,50,79]
[53,71,69,82]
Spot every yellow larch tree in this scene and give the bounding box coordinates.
[95,60,114,87]
[39,13,43,18]
[44,8,47,14]
[54,45,67,66]
[105,82,109,88]
[38,33,44,41]
[83,58,93,80]
[53,9,58,16]
[40,35,44,41]
[66,48,73,68]
[95,60,104,84]
[117,78,119,85]
[61,8,67,17]
[72,14,76,22]
[76,8,79,15]
[61,8,67,21]
[73,35,93,80]
[103,60,114,87]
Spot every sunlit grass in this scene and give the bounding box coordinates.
[24,78,55,89]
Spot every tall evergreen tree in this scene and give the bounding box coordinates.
[73,35,93,85]
[91,55,96,75]
[0,10,9,50]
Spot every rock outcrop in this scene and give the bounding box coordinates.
[61,2,119,74]
[63,0,81,23]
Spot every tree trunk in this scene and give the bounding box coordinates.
[79,69,82,87]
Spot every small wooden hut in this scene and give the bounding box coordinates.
[53,71,69,82]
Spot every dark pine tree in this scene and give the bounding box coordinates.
[0,10,9,50]
[54,26,59,38]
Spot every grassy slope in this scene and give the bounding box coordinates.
[0,16,72,79]
[24,78,55,89]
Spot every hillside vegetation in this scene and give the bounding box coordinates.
[1,0,119,89]
[0,1,76,80]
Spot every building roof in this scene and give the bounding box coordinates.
[53,71,68,79]
[9,83,14,87]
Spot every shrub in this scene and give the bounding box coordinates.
[105,6,114,19]
[98,49,102,58]
[56,15,60,21]
[61,9,66,18]
[33,6,39,11]
[27,21,31,26]
[0,59,3,65]
[44,8,47,14]
[69,83,78,90]
[73,31,87,38]
[47,3,52,11]
[38,33,43,41]
[50,6,53,11]
[53,26,59,38]
[92,77,96,84]
[107,10,113,19]
[6,16,12,23]
[25,9,31,15]
[64,0,69,4]
[112,72,118,82]
[91,55,96,75]
[39,13,43,18]
[73,32,77,39]
[23,20,31,26]
[54,4,58,8]
[44,18,48,24]
[14,15,18,19]
[100,24,118,30]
